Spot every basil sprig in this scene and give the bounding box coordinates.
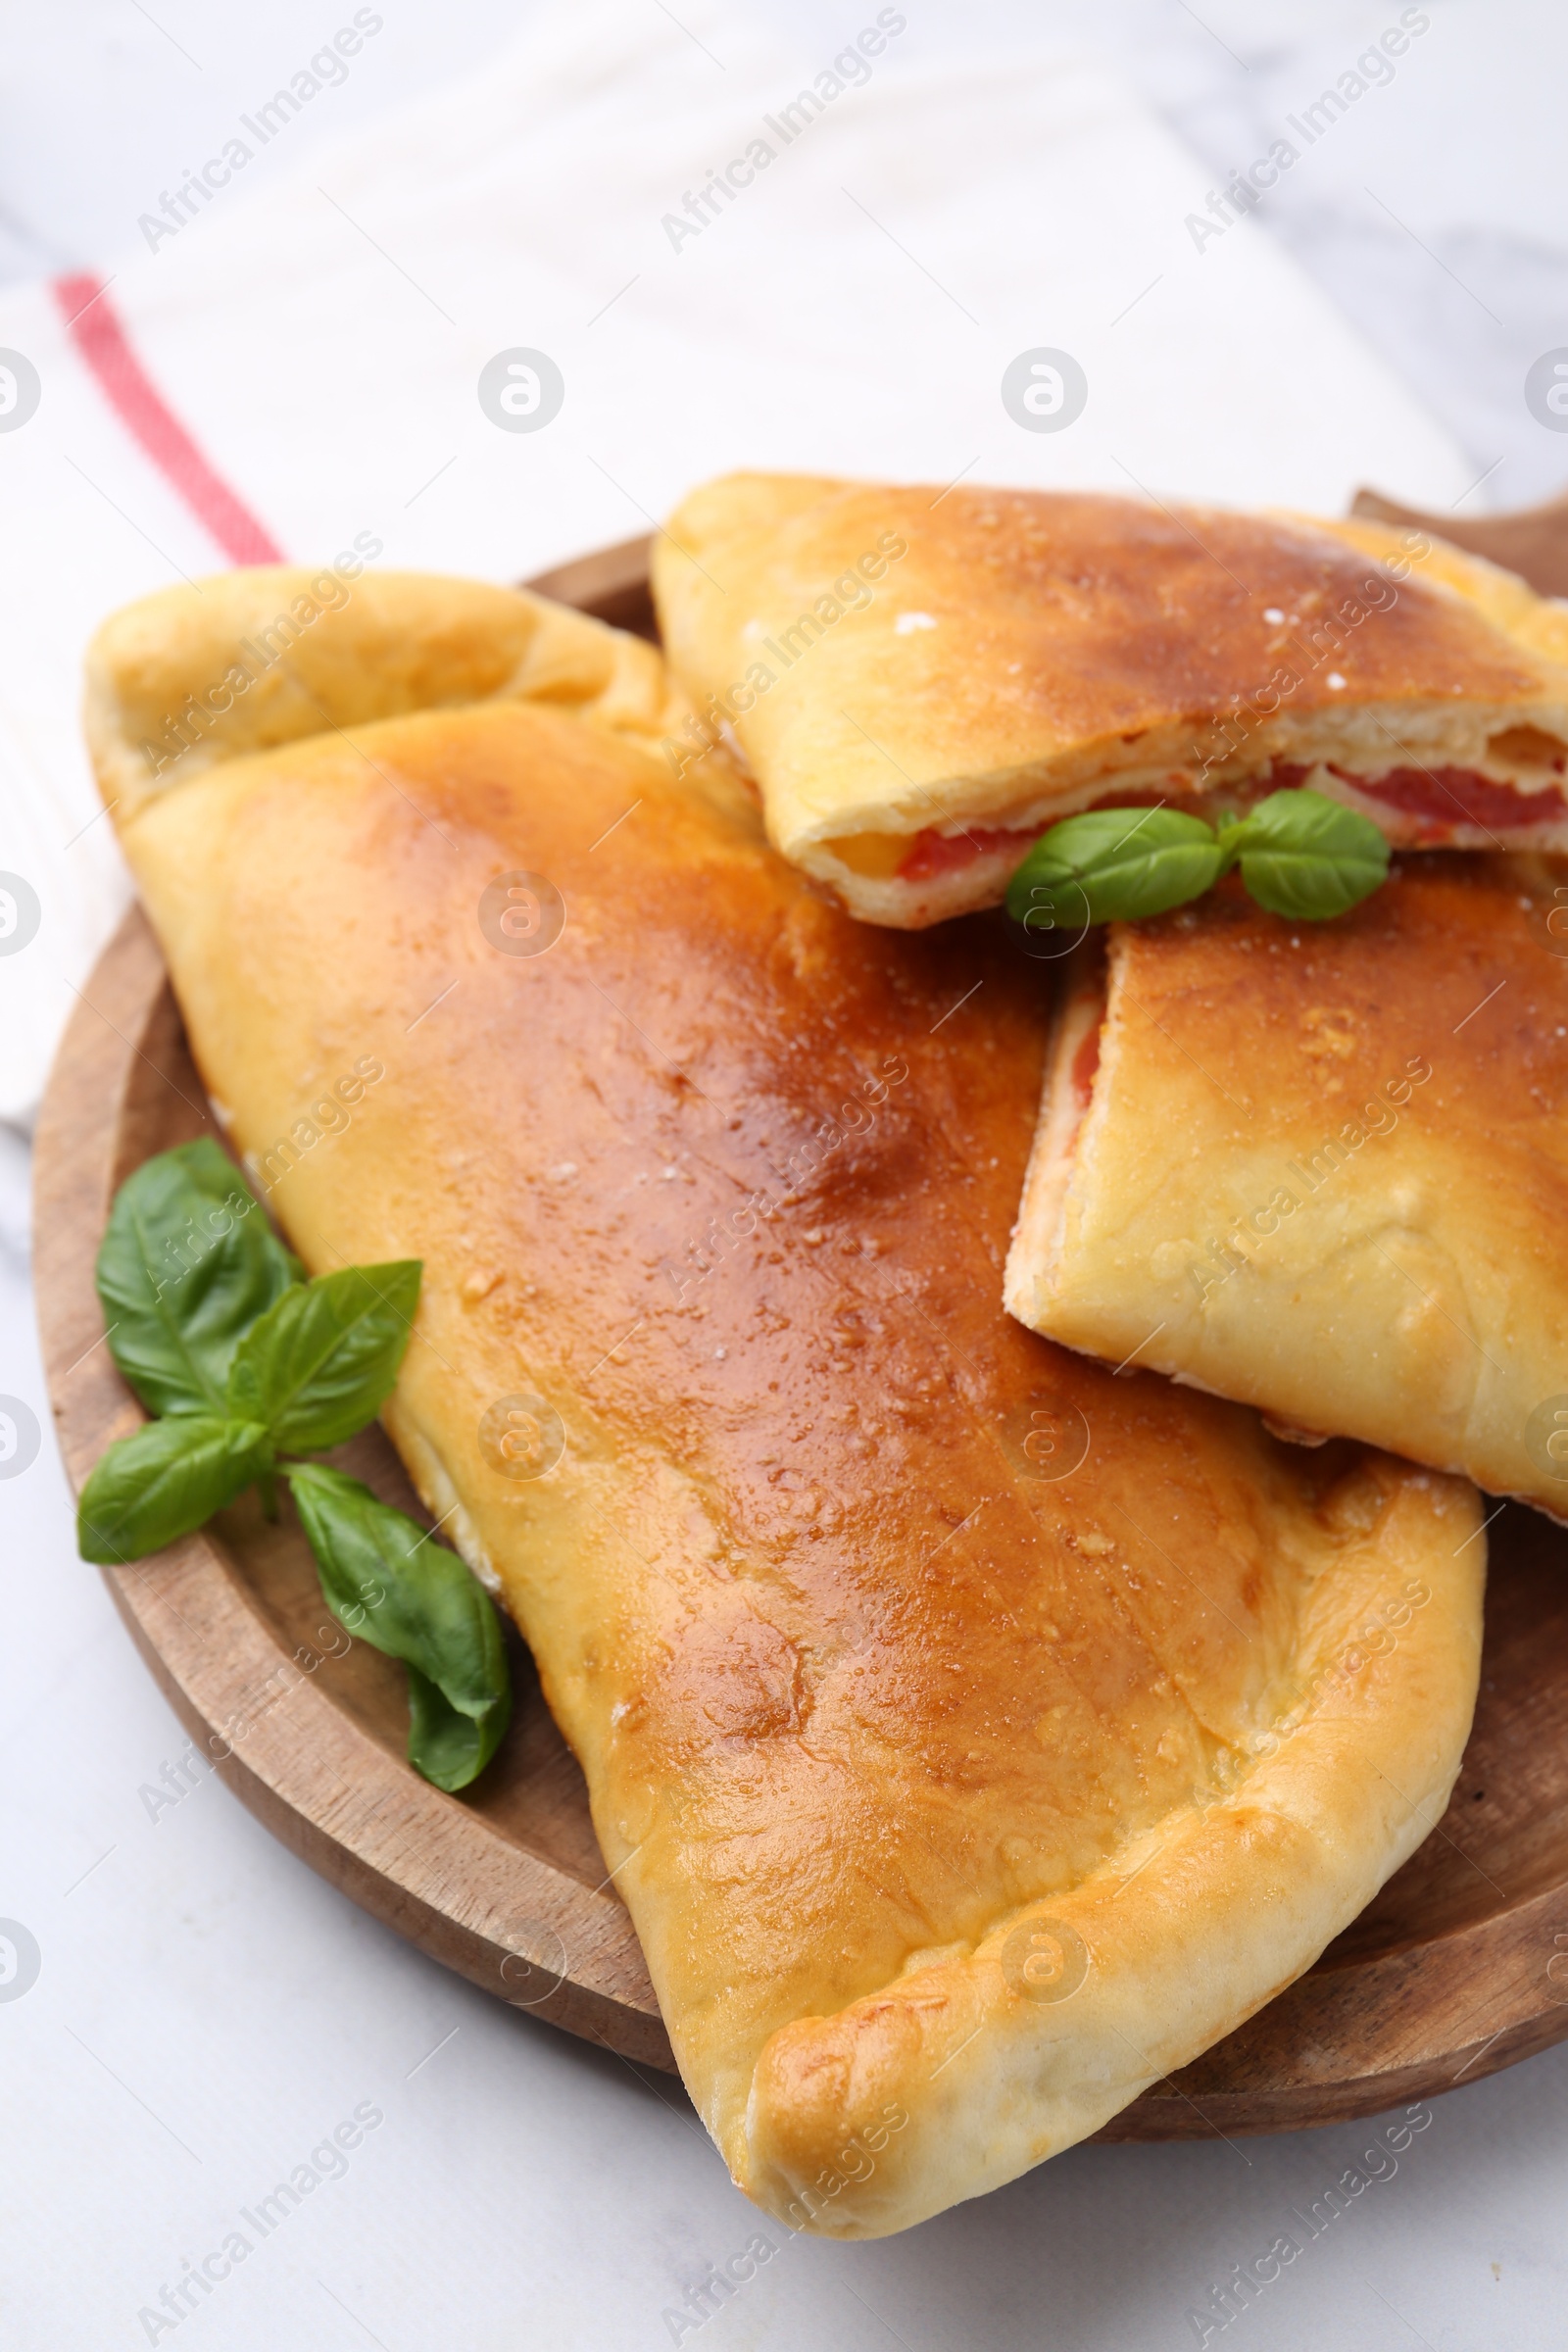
[1004,787,1390,934]
[77,1144,511,1791]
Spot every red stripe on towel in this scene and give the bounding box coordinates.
[53,271,285,565]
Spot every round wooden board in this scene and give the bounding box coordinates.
[32,537,1568,2139]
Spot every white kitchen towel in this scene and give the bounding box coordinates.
[0,0,1472,1126]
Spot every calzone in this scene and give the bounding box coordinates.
[652,473,1568,927]
[1006,858,1568,1519]
[87,569,1484,2237]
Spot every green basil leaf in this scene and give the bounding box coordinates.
[1006,808,1225,928]
[284,1463,511,1790]
[77,1414,270,1564]
[227,1260,422,1452]
[1233,788,1391,920]
[405,1664,505,1791]
[96,1141,301,1417]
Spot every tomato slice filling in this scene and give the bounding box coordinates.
[1333,764,1568,831]
[1069,1015,1102,1111]
[1028,953,1107,1257]
[893,760,1568,882]
[897,823,1041,882]
[894,788,1178,883]
[1268,759,1568,830]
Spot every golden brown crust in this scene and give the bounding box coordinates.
[745,1454,1476,2229]
[1006,858,1568,1515]
[653,474,1568,926]
[94,588,1484,2237]
[1317,514,1568,670]
[84,565,691,825]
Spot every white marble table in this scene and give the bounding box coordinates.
[1,5,1564,2346]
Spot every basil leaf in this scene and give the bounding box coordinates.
[96,1141,301,1417]
[1233,788,1391,920]
[285,1463,511,1790]
[77,1414,270,1564]
[1006,808,1225,928]
[405,1664,506,1792]
[227,1261,422,1452]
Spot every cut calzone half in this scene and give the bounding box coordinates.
[87,571,1484,2237]
[1006,858,1568,1517]
[652,472,1568,928]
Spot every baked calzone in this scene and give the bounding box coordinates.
[85,564,692,824]
[1006,858,1568,1516]
[652,473,1568,927]
[87,572,1484,2237]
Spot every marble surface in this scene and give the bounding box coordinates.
[1,5,1565,2348]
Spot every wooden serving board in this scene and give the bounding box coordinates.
[33,537,1568,2137]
